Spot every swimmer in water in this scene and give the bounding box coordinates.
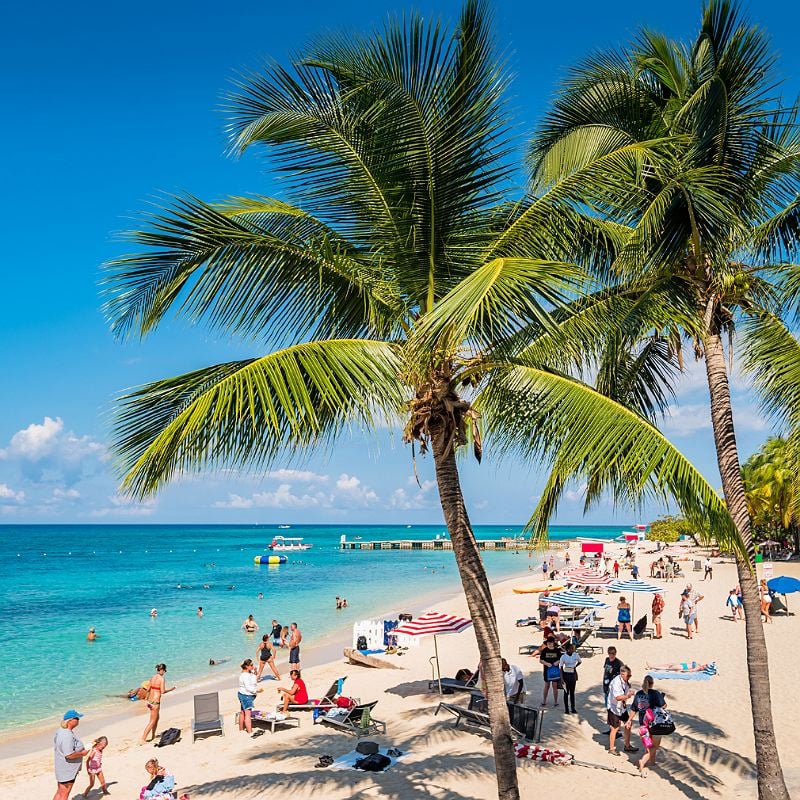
[258,592,264,600]
[241,615,259,633]
[228,585,236,591]
[87,628,97,641]
[209,658,229,666]
[150,608,158,618]
[197,607,203,617]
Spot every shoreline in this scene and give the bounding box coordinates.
[0,560,543,758]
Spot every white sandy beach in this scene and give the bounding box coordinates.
[2,543,799,800]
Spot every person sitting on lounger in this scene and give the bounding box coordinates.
[454,668,474,684]
[645,660,717,674]
[277,669,308,713]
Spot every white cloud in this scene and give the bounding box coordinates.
[662,401,767,438]
[564,483,588,503]
[88,494,156,518]
[0,483,25,503]
[53,488,80,500]
[0,416,105,484]
[265,469,329,483]
[214,485,330,510]
[335,473,379,506]
[389,479,436,510]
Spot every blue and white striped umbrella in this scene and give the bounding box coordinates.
[545,590,609,609]
[609,580,662,594]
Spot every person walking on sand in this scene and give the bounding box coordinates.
[613,560,620,579]
[679,591,696,639]
[607,666,638,757]
[651,593,665,639]
[501,658,525,703]
[558,642,581,714]
[727,589,743,621]
[634,676,666,776]
[140,664,176,744]
[53,710,88,800]
[288,622,302,670]
[237,659,263,735]
[255,634,281,681]
[241,614,259,633]
[703,558,713,580]
[78,736,110,798]
[617,597,633,641]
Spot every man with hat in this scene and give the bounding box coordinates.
[53,710,88,800]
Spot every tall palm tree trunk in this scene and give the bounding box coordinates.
[431,433,520,800]
[703,327,790,800]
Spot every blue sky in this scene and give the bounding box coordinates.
[0,0,793,524]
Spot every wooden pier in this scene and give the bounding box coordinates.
[339,535,529,551]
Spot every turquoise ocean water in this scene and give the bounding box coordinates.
[0,524,623,731]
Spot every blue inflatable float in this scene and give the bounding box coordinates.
[254,555,288,565]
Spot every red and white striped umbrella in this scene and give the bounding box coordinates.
[393,611,472,695]
[393,610,472,637]
[564,568,613,587]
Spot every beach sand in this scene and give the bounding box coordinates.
[2,544,799,799]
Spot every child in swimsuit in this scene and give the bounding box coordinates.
[81,736,110,796]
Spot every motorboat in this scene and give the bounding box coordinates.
[268,536,312,551]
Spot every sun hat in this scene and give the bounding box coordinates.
[63,710,83,720]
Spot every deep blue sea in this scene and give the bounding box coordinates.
[0,524,623,730]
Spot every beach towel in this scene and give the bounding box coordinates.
[362,649,386,656]
[647,670,716,681]
[330,747,408,771]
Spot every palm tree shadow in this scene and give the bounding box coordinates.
[385,679,438,698]
[182,733,493,800]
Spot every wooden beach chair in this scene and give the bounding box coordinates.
[191,692,224,742]
[317,700,387,737]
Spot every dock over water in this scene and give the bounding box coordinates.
[339,535,529,551]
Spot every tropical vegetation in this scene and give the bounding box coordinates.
[517,2,796,797]
[101,3,759,798]
[646,515,694,544]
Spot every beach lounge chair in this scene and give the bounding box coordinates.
[317,700,387,737]
[559,610,599,631]
[428,673,478,693]
[284,676,348,712]
[435,699,544,742]
[191,692,224,742]
[594,625,653,640]
[572,626,602,656]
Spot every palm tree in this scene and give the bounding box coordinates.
[102,4,742,797]
[742,315,800,554]
[522,2,798,796]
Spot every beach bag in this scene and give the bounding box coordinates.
[545,665,561,682]
[356,635,368,651]
[649,707,675,736]
[355,753,392,772]
[155,727,182,747]
[356,740,379,755]
[336,696,356,709]
[633,615,648,636]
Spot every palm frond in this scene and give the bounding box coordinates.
[102,195,406,343]
[113,339,405,498]
[477,365,743,557]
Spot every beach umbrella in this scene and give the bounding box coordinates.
[564,568,613,588]
[767,576,800,613]
[545,590,609,609]
[393,611,472,694]
[608,579,662,618]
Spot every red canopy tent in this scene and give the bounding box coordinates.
[580,542,604,554]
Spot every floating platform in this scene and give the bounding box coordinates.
[254,555,288,565]
[339,534,529,551]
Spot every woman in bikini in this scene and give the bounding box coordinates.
[140,664,176,744]
[645,660,716,673]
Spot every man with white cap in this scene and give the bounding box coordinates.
[53,709,88,800]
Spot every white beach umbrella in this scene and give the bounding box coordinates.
[393,611,473,694]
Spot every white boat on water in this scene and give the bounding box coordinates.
[268,536,312,551]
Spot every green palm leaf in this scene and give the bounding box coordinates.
[114,339,405,498]
[477,364,742,557]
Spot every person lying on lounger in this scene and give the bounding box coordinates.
[645,660,717,673]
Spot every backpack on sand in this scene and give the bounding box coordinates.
[355,753,392,772]
[356,635,368,651]
[155,727,182,747]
